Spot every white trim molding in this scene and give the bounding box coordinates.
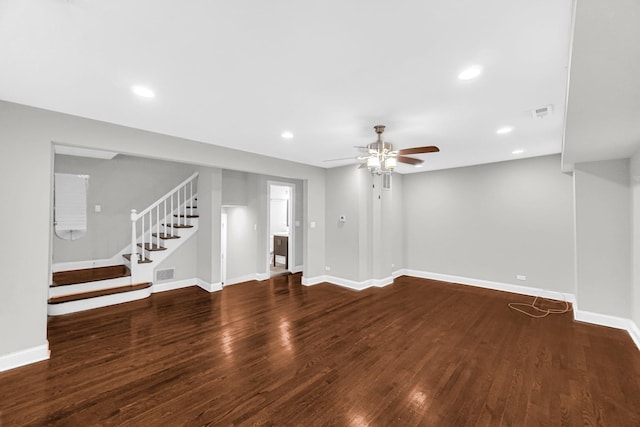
[301,275,393,291]
[301,275,327,286]
[574,309,640,351]
[403,269,576,303]
[223,274,260,287]
[52,258,120,273]
[197,278,222,293]
[293,265,304,274]
[152,278,197,293]
[0,342,50,373]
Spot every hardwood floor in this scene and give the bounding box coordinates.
[1,275,639,426]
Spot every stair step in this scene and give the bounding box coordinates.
[123,253,153,264]
[174,214,199,218]
[52,265,130,287]
[163,223,194,229]
[48,282,152,304]
[137,243,167,251]
[152,233,181,240]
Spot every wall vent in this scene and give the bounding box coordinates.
[382,174,392,190]
[532,104,553,119]
[155,267,175,282]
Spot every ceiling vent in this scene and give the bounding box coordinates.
[532,105,553,119]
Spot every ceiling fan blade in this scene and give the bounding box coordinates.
[323,157,357,162]
[397,146,440,156]
[397,156,424,165]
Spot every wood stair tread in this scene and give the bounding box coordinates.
[163,223,194,229]
[52,265,130,287]
[173,214,199,218]
[48,282,152,304]
[123,254,152,264]
[137,243,167,251]
[152,233,180,239]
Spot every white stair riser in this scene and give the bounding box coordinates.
[48,288,152,316]
[49,276,132,298]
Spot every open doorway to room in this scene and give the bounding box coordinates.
[267,182,294,277]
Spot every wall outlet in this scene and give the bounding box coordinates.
[94,204,101,213]
[517,275,526,281]
[325,266,331,271]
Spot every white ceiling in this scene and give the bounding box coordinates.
[0,0,574,173]
[562,0,640,171]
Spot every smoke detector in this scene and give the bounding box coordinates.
[532,105,553,119]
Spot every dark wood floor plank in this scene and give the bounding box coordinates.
[1,274,639,426]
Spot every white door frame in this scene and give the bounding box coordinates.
[220,210,227,285]
[266,181,295,274]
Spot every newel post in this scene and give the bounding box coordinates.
[130,209,139,267]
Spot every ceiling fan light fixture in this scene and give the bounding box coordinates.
[367,156,380,169]
[384,157,397,170]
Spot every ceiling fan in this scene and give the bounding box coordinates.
[326,125,440,174]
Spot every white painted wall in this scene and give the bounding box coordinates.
[403,155,575,293]
[574,159,631,317]
[53,154,198,262]
[0,100,325,363]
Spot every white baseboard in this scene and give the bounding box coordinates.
[197,278,222,293]
[300,275,393,291]
[256,272,270,281]
[0,342,50,373]
[293,265,304,273]
[153,278,197,293]
[574,309,640,351]
[629,321,640,351]
[224,274,259,286]
[301,275,327,286]
[48,287,152,316]
[392,269,407,279]
[403,269,576,303]
[52,258,119,272]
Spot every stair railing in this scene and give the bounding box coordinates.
[129,172,199,269]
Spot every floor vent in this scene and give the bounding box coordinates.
[155,268,175,282]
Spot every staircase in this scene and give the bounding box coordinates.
[48,173,199,316]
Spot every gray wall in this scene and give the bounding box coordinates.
[224,206,257,281]
[574,159,631,317]
[392,174,405,272]
[53,154,198,262]
[631,150,640,326]
[325,165,363,281]
[0,100,325,361]
[221,169,248,206]
[403,155,575,293]
[155,234,198,282]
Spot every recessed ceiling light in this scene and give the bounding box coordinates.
[512,149,524,155]
[496,126,513,134]
[131,85,155,98]
[458,65,482,80]
[281,131,294,139]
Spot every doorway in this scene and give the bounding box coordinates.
[267,182,294,277]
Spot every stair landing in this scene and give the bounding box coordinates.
[52,265,130,286]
